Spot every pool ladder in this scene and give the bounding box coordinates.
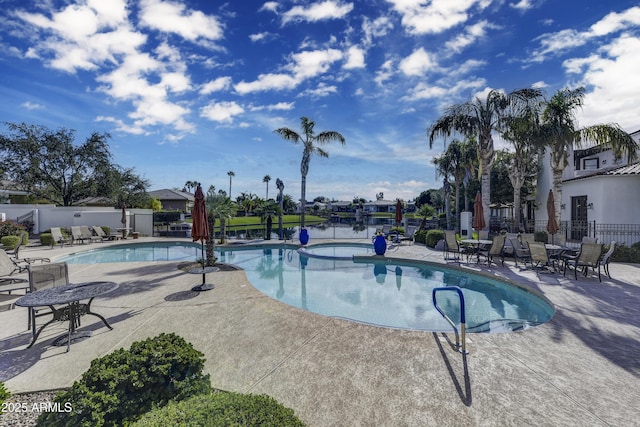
[432,286,468,354]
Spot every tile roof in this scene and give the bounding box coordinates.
[604,162,640,175]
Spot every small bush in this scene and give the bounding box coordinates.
[133,391,306,427]
[534,231,548,243]
[1,235,21,249]
[0,221,26,239]
[40,233,53,247]
[413,229,427,244]
[426,229,444,248]
[609,244,640,264]
[0,382,10,406]
[37,333,211,427]
[101,226,111,235]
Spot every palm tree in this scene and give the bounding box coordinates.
[184,180,198,193]
[501,95,544,230]
[263,175,271,200]
[432,139,477,232]
[540,87,638,227]
[432,154,454,230]
[227,171,235,199]
[429,88,543,230]
[206,190,235,250]
[274,116,345,227]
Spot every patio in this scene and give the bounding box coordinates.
[1,238,639,426]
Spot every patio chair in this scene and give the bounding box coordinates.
[0,250,29,294]
[444,231,466,261]
[27,262,70,335]
[600,241,616,279]
[81,225,102,243]
[582,236,598,244]
[477,234,506,266]
[509,238,532,267]
[527,242,554,272]
[520,233,535,247]
[501,233,518,258]
[91,226,110,242]
[563,243,604,282]
[71,226,90,244]
[4,237,50,270]
[50,227,70,248]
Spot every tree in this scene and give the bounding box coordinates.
[0,122,112,206]
[429,88,543,230]
[432,154,453,229]
[274,116,345,227]
[540,87,638,225]
[184,180,198,193]
[227,171,235,200]
[263,175,271,200]
[93,165,151,209]
[206,189,235,255]
[255,199,280,240]
[500,95,544,229]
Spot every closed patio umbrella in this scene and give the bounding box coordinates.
[546,189,559,244]
[472,192,486,233]
[395,199,403,242]
[191,184,214,291]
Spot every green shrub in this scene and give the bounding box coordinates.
[0,382,10,406]
[133,391,306,427]
[609,244,640,264]
[37,333,211,427]
[534,231,548,243]
[0,221,26,239]
[413,229,427,244]
[40,233,53,247]
[101,226,111,235]
[1,235,21,249]
[426,229,445,248]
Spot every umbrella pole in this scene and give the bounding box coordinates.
[201,241,205,285]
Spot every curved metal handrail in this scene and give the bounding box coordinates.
[432,286,468,354]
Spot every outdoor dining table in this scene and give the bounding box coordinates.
[15,281,118,352]
[460,239,492,263]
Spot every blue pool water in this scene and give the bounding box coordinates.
[59,242,554,332]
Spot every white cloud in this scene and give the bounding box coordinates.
[509,0,535,11]
[343,45,365,69]
[404,78,486,101]
[138,0,224,41]
[249,32,274,42]
[569,35,640,130]
[300,82,338,97]
[374,59,394,85]
[21,101,45,110]
[445,20,499,53]
[361,16,393,47]
[200,101,244,123]
[399,48,437,76]
[200,77,232,95]
[386,0,488,35]
[235,73,298,94]
[281,1,354,24]
[530,6,640,62]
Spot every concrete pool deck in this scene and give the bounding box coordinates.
[1,237,639,426]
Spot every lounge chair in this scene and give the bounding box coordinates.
[509,238,532,267]
[4,237,50,270]
[71,226,91,244]
[563,243,604,281]
[50,227,70,248]
[527,242,554,272]
[477,234,506,266]
[0,250,29,294]
[81,225,102,243]
[91,226,109,242]
[520,233,535,247]
[582,236,598,244]
[600,241,616,279]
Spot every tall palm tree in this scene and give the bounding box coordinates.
[184,180,198,193]
[274,116,345,227]
[432,154,454,230]
[540,87,638,226]
[263,174,271,200]
[227,171,235,200]
[206,190,235,251]
[501,94,544,230]
[429,88,543,230]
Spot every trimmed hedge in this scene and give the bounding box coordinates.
[1,235,21,249]
[133,392,306,427]
[39,233,53,247]
[37,333,211,427]
[426,230,444,248]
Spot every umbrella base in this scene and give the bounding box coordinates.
[191,283,215,292]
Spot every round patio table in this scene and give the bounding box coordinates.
[15,281,118,352]
[186,266,219,292]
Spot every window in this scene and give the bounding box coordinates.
[583,158,599,170]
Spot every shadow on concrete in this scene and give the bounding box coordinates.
[433,332,472,406]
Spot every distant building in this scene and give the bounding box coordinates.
[148,189,194,212]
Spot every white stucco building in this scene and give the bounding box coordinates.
[535,129,640,245]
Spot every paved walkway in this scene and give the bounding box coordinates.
[1,238,639,426]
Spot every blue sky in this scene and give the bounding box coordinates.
[1,1,639,203]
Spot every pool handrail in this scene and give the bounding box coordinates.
[432,286,468,354]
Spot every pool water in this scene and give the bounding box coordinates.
[60,243,554,332]
[297,243,375,259]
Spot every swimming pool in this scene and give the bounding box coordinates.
[60,242,554,332]
[297,242,375,259]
